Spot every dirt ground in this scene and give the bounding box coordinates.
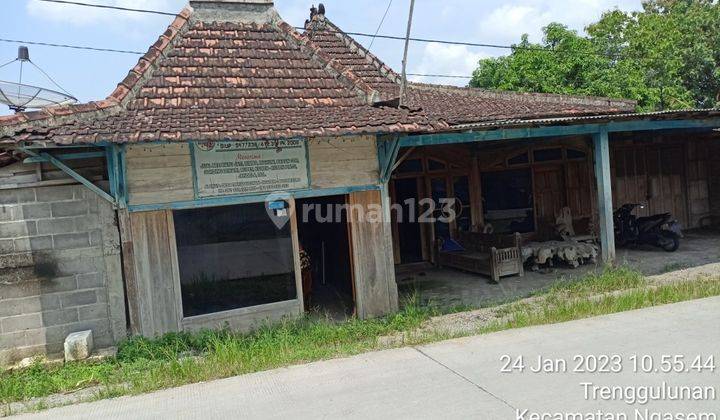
[397,229,720,309]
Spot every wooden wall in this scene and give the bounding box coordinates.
[686,139,712,227]
[348,189,398,318]
[122,210,182,337]
[308,136,379,189]
[0,149,106,189]
[124,136,380,206]
[610,134,717,229]
[709,137,720,223]
[125,144,194,206]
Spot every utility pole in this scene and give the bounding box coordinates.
[399,0,415,107]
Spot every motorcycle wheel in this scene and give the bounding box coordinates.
[658,231,680,252]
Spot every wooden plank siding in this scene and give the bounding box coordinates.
[1,152,106,190]
[347,189,398,318]
[309,136,379,189]
[610,133,717,229]
[127,210,182,336]
[125,137,381,206]
[125,144,194,206]
[708,137,720,223]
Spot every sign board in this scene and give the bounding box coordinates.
[192,140,309,198]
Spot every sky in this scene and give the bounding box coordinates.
[0,0,644,116]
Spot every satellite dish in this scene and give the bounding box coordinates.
[0,46,77,113]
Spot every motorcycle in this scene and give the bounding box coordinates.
[613,203,682,252]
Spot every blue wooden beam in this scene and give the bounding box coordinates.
[116,145,128,209]
[377,135,401,182]
[401,118,720,147]
[127,184,381,213]
[593,127,615,264]
[24,151,105,164]
[105,146,118,200]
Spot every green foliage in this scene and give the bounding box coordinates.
[470,0,720,111]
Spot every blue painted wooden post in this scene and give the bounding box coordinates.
[593,127,615,264]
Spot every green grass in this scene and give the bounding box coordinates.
[0,297,433,407]
[2,267,719,413]
[482,272,720,333]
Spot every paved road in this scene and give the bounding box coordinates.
[17,297,720,419]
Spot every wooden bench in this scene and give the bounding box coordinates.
[437,231,524,283]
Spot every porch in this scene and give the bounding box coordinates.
[397,228,720,309]
[384,113,720,309]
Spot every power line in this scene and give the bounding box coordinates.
[368,0,393,50]
[35,0,175,16]
[8,0,646,78]
[0,38,143,55]
[0,38,472,80]
[29,0,549,53]
[408,73,471,79]
[26,0,659,61]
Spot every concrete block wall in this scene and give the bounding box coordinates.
[0,184,126,366]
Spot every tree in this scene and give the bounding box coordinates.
[470,0,720,111]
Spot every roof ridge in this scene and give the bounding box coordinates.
[274,20,380,104]
[407,82,637,109]
[107,6,193,105]
[305,16,401,86]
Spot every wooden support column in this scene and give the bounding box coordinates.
[348,188,399,318]
[593,127,616,264]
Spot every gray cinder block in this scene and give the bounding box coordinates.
[64,330,93,361]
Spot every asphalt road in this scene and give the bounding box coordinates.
[16,297,720,419]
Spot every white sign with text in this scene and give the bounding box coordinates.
[193,140,309,198]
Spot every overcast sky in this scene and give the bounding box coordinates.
[0,0,643,116]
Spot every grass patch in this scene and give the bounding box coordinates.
[0,296,433,406]
[482,275,720,333]
[1,267,719,412]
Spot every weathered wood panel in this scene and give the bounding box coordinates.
[182,300,302,332]
[347,189,398,318]
[128,210,182,336]
[0,151,105,189]
[710,138,720,223]
[565,160,593,219]
[611,144,689,227]
[309,136,379,189]
[0,161,39,186]
[686,140,712,227]
[126,144,194,205]
[533,165,566,230]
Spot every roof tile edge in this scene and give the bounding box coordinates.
[274,20,380,104]
[408,82,638,111]
[108,6,193,105]
[306,16,402,86]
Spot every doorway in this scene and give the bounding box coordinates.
[393,178,424,263]
[296,195,355,318]
[481,168,534,234]
[533,165,566,239]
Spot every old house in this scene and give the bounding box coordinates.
[1,0,719,365]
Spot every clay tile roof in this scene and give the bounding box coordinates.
[302,13,638,126]
[0,4,437,145]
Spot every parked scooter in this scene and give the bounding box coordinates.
[613,203,682,252]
